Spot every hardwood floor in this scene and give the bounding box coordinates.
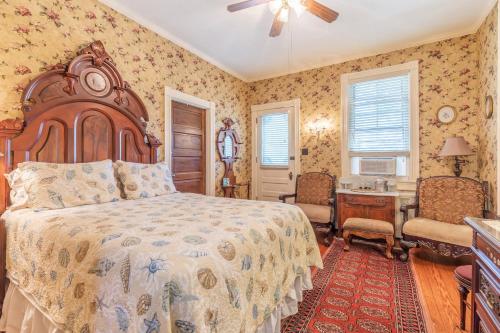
[410,248,472,333]
[315,233,472,333]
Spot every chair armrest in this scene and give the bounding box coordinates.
[279,193,296,203]
[484,210,498,219]
[400,204,418,224]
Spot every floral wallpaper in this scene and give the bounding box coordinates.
[249,35,480,181]
[0,0,497,204]
[0,0,251,197]
[477,5,498,212]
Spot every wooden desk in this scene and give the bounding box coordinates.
[465,217,499,333]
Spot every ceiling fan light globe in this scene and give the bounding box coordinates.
[278,6,289,22]
[289,0,306,16]
[269,0,282,14]
[294,5,306,17]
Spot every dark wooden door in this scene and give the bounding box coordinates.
[171,101,206,194]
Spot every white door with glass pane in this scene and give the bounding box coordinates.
[252,102,299,202]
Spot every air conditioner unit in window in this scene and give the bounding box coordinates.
[359,158,396,176]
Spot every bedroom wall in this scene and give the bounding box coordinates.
[249,35,480,181]
[0,0,496,203]
[477,5,498,213]
[0,0,251,196]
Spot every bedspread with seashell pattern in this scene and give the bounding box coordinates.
[4,192,322,333]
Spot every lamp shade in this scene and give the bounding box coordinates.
[439,136,473,157]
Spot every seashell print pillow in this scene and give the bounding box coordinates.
[114,161,176,199]
[5,159,120,210]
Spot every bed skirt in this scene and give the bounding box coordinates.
[0,270,312,333]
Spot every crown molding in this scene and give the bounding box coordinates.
[99,0,496,83]
[250,22,493,82]
[98,0,248,82]
[249,0,497,81]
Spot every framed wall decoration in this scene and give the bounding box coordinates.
[436,105,456,124]
[485,95,494,119]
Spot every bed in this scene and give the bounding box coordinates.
[0,41,322,333]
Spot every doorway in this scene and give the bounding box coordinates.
[251,99,301,201]
[164,88,216,196]
[171,101,206,194]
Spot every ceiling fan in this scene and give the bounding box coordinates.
[227,0,339,37]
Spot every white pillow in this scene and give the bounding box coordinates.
[114,161,176,199]
[5,160,120,210]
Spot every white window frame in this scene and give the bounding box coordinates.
[340,61,420,182]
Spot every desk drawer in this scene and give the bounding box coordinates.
[475,260,500,324]
[475,234,499,268]
[342,194,392,207]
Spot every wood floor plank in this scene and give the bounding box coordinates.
[409,248,472,333]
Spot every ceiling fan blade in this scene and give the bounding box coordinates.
[269,9,284,37]
[227,0,271,12]
[305,0,339,23]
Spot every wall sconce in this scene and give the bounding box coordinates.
[308,119,330,141]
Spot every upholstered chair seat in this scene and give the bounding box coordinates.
[343,218,394,258]
[400,176,489,261]
[343,218,394,235]
[279,172,336,245]
[403,217,473,247]
[293,203,331,224]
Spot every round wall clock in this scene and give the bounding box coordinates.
[437,105,456,124]
[485,95,494,119]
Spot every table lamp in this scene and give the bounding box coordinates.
[439,136,473,177]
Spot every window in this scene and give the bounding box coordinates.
[260,112,289,166]
[341,62,419,181]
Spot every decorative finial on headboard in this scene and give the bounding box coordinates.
[79,40,113,67]
[0,118,23,131]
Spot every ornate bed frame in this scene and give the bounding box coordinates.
[0,41,162,313]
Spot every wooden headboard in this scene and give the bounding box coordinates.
[0,41,162,214]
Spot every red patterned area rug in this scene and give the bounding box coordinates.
[282,240,427,333]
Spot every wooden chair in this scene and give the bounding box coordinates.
[400,176,489,261]
[279,172,336,245]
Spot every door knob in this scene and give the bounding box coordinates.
[288,172,293,180]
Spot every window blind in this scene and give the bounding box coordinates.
[261,112,289,166]
[348,74,410,153]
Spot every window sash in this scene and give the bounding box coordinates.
[348,74,410,153]
[260,112,289,166]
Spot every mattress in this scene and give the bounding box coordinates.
[3,193,322,332]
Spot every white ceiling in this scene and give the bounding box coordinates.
[100,0,496,82]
